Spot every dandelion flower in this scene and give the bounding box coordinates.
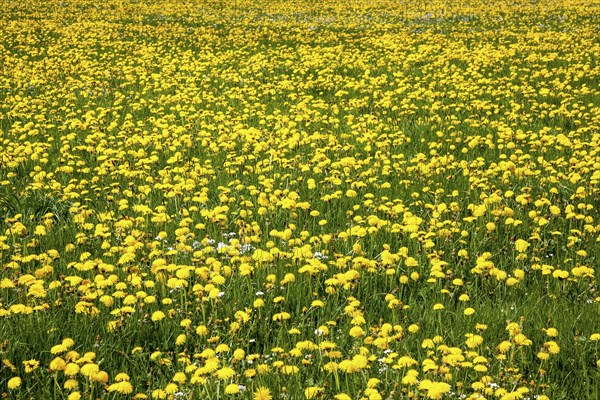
[465,334,483,348]
[64,379,78,389]
[304,387,323,399]
[7,377,21,389]
[497,341,512,353]
[175,334,186,345]
[151,311,165,322]
[334,394,352,400]
[164,383,178,394]
[196,325,208,336]
[545,341,560,354]
[537,351,550,361]
[280,365,300,375]
[107,381,134,394]
[349,326,365,338]
[172,372,186,384]
[23,359,39,373]
[513,333,532,346]
[49,357,66,371]
[79,363,99,378]
[514,239,529,252]
[225,383,240,394]
[67,393,82,400]
[93,371,109,383]
[215,367,236,379]
[233,349,245,361]
[115,373,131,382]
[402,369,419,385]
[253,387,272,400]
[51,344,68,354]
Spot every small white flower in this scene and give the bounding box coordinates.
[240,244,255,254]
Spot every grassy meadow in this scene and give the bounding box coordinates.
[1,0,599,398]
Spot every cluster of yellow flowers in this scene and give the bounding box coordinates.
[1,0,599,398]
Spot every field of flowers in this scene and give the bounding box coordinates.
[1,0,599,398]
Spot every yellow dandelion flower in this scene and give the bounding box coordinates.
[172,372,186,384]
[253,387,272,400]
[334,394,352,400]
[513,333,532,346]
[465,334,484,348]
[151,311,165,322]
[115,373,131,382]
[367,378,381,388]
[164,383,178,394]
[64,379,78,389]
[196,325,208,336]
[7,376,22,389]
[545,341,560,354]
[280,365,300,375]
[497,341,512,353]
[79,363,99,378]
[305,386,323,399]
[23,359,39,373]
[225,383,240,394]
[402,369,419,385]
[537,351,550,361]
[215,367,236,379]
[464,307,475,316]
[233,349,245,361]
[107,381,133,394]
[397,356,418,367]
[175,334,186,346]
[49,357,66,371]
[514,239,529,252]
[93,371,109,383]
[51,344,68,354]
[349,326,365,338]
[425,381,451,399]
